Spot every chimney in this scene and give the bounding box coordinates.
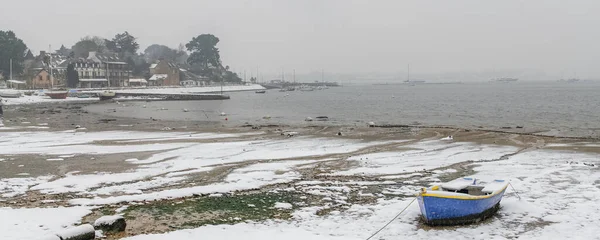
[88,51,97,59]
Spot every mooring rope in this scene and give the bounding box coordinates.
[509,182,522,200]
[365,197,417,240]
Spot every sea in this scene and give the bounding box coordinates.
[85,81,600,138]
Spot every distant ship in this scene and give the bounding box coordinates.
[492,77,518,82]
[567,78,580,82]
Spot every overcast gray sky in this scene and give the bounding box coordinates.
[1,0,599,78]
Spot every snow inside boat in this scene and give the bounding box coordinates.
[417,178,508,225]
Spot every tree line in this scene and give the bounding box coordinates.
[0,30,242,84]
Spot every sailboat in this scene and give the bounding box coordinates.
[45,50,68,99]
[403,64,425,85]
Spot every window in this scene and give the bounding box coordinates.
[39,75,42,81]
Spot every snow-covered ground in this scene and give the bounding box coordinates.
[1,130,599,239]
[0,206,92,239]
[122,149,600,240]
[2,95,98,105]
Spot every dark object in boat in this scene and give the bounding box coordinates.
[316,116,329,121]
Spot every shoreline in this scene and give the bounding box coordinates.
[3,100,599,142]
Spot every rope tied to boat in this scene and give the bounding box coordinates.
[365,197,417,240]
[509,182,522,200]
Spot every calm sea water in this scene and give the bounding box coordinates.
[86,82,600,137]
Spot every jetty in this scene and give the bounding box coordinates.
[113,92,229,101]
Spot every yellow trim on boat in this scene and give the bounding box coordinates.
[419,184,509,200]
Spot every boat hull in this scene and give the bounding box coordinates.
[99,95,115,101]
[0,93,22,98]
[417,189,506,226]
[45,92,68,99]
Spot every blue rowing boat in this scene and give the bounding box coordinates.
[417,178,508,225]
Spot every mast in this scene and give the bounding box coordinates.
[293,69,296,84]
[106,62,110,88]
[321,69,324,82]
[407,64,410,82]
[49,45,54,89]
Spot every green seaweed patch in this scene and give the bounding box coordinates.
[124,191,303,229]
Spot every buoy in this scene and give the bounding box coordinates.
[183,109,189,112]
[368,121,375,127]
[142,105,147,108]
[305,117,313,121]
[220,112,227,116]
[225,118,228,121]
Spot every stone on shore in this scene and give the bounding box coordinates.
[55,224,95,240]
[94,215,127,233]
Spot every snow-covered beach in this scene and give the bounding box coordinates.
[0,118,598,239]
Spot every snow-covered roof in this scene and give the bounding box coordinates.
[129,79,148,83]
[7,80,26,84]
[149,74,168,81]
[79,78,108,82]
[149,64,157,69]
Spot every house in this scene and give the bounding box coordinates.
[59,51,131,88]
[27,51,66,89]
[149,60,180,86]
[31,69,55,89]
[61,58,108,88]
[86,51,130,87]
[179,68,209,86]
[128,78,148,87]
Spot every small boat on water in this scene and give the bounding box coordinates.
[45,90,69,99]
[99,91,116,100]
[255,90,266,94]
[417,177,509,226]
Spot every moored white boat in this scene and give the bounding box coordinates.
[0,90,22,98]
[99,91,116,100]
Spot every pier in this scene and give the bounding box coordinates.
[114,92,230,101]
